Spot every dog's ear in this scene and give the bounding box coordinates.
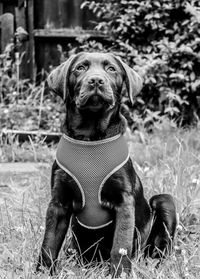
[115,56,143,104]
[47,54,78,101]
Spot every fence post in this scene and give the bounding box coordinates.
[0,13,14,52]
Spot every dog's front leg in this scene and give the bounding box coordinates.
[37,200,72,274]
[110,193,135,277]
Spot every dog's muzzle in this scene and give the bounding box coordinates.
[75,75,115,112]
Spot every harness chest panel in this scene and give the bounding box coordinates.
[56,134,129,229]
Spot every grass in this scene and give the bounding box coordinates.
[0,124,200,278]
[0,135,55,163]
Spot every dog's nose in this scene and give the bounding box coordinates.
[88,76,105,85]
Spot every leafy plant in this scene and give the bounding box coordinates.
[0,43,65,132]
[82,0,200,126]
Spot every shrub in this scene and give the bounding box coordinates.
[82,0,200,126]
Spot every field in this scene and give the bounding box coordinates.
[0,123,200,279]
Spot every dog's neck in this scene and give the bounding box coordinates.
[63,106,127,141]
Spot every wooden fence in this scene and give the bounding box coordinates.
[0,0,103,81]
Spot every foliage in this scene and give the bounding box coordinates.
[1,1,200,131]
[0,84,64,132]
[1,95,64,133]
[82,0,200,126]
[0,45,65,132]
[0,43,17,102]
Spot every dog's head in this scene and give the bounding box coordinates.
[47,52,142,113]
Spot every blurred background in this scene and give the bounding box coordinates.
[1,0,200,136]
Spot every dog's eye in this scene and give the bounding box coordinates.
[76,65,86,72]
[107,66,116,72]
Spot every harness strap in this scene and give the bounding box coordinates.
[56,133,129,229]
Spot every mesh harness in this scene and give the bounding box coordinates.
[56,133,130,229]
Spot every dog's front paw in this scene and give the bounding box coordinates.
[110,249,131,278]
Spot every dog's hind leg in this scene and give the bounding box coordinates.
[36,200,72,274]
[144,194,177,259]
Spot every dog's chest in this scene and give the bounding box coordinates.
[56,134,129,229]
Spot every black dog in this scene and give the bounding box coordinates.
[37,52,177,276]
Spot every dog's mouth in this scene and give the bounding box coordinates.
[76,92,114,112]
